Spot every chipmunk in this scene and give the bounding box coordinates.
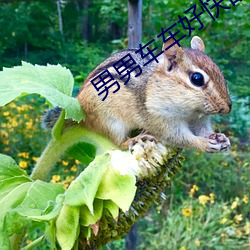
[43,36,232,153]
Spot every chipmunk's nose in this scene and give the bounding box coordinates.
[228,101,232,112]
[219,101,232,114]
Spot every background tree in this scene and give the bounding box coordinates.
[128,0,142,48]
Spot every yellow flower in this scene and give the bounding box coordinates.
[244,221,250,234]
[11,119,18,127]
[221,162,228,167]
[75,159,81,165]
[179,247,186,250]
[243,195,248,204]
[198,195,210,206]
[209,193,215,204]
[232,150,237,156]
[17,105,30,112]
[182,207,192,217]
[189,184,199,197]
[0,130,8,138]
[70,165,77,172]
[3,111,9,116]
[234,214,243,224]
[32,157,39,162]
[51,175,61,183]
[3,138,9,145]
[231,197,240,209]
[63,182,69,189]
[26,121,33,129]
[220,217,228,224]
[66,176,75,182]
[18,152,30,159]
[9,102,16,108]
[62,160,69,166]
[194,238,201,247]
[19,161,28,169]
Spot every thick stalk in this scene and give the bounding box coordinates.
[30,126,118,181]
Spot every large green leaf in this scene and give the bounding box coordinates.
[96,166,136,212]
[20,181,64,212]
[0,154,30,181]
[0,154,65,248]
[63,154,110,213]
[56,205,80,250]
[103,200,119,219]
[26,198,63,222]
[0,62,85,122]
[0,183,33,216]
[79,199,103,227]
[0,176,32,201]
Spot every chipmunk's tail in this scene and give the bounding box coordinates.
[41,106,62,130]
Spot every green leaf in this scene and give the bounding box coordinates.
[0,181,64,239]
[45,221,56,249]
[96,167,136,212]
[56,205,80,250]
[103,200,119,219]
[64,154,111,213]
[0,62,85,122]
[79,199,103,227]
[20,181,64,213]
[0,176,32,201]
[0,182,33,218]
[3,210,31,237]
[0,231,10,250]
[0,154,65,244]
[0,154,30,181]
[80,226,92,240]
[0,182,33,247]
[65,142,96,165]
[52,109,65,139]
[26,199,63,222]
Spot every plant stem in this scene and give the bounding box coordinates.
[30,126,118,181]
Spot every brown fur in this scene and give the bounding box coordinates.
[77,36,232,152]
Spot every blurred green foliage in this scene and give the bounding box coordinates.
[0,1,249,97]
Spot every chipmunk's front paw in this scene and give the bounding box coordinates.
[128,134,156,152]
[206,133,230,152]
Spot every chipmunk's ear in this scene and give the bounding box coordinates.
[191,36,205,52]
[162,37,184,63]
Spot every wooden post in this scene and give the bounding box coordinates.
[128,0,142,48]
[82,0,89,41]
[125,224,137,250]
[56,0,63,36]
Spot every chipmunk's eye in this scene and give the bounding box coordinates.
[190,72,204,87]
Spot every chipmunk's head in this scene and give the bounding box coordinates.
[147,36,232,118]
